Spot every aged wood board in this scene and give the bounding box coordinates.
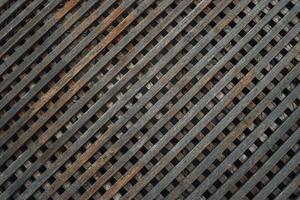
[0,0,299,199]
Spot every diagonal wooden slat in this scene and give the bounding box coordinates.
[0,0,81,80]
[0,0,299,199]
[274,173,300,200]
[98,1,300,198]
[0,0,186,167]
[0,0,47,44]
[161,19,298,200]
[0,0,27,26]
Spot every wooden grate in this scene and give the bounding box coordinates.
[0,0,299,199]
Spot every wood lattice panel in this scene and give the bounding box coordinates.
[0,0,299,199]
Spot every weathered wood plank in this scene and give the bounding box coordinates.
[0,0,80,81]
[0,0,299,199]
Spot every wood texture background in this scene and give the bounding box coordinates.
[0,0,299,199]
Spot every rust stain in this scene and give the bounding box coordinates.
[53,0,77,21]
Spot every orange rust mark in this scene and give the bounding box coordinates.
[53,0,77,21]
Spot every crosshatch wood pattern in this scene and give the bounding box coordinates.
[0,0,299,199]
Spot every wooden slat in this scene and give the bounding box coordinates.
[0,0,46,44]
[210,114,300,199]
[0,0,299,199]
[111,10,300,198]
[0,0,27,26]
[0,0,80,80]
[154,12,300,200]
[275,173,300,200]
[0,0,187,165]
